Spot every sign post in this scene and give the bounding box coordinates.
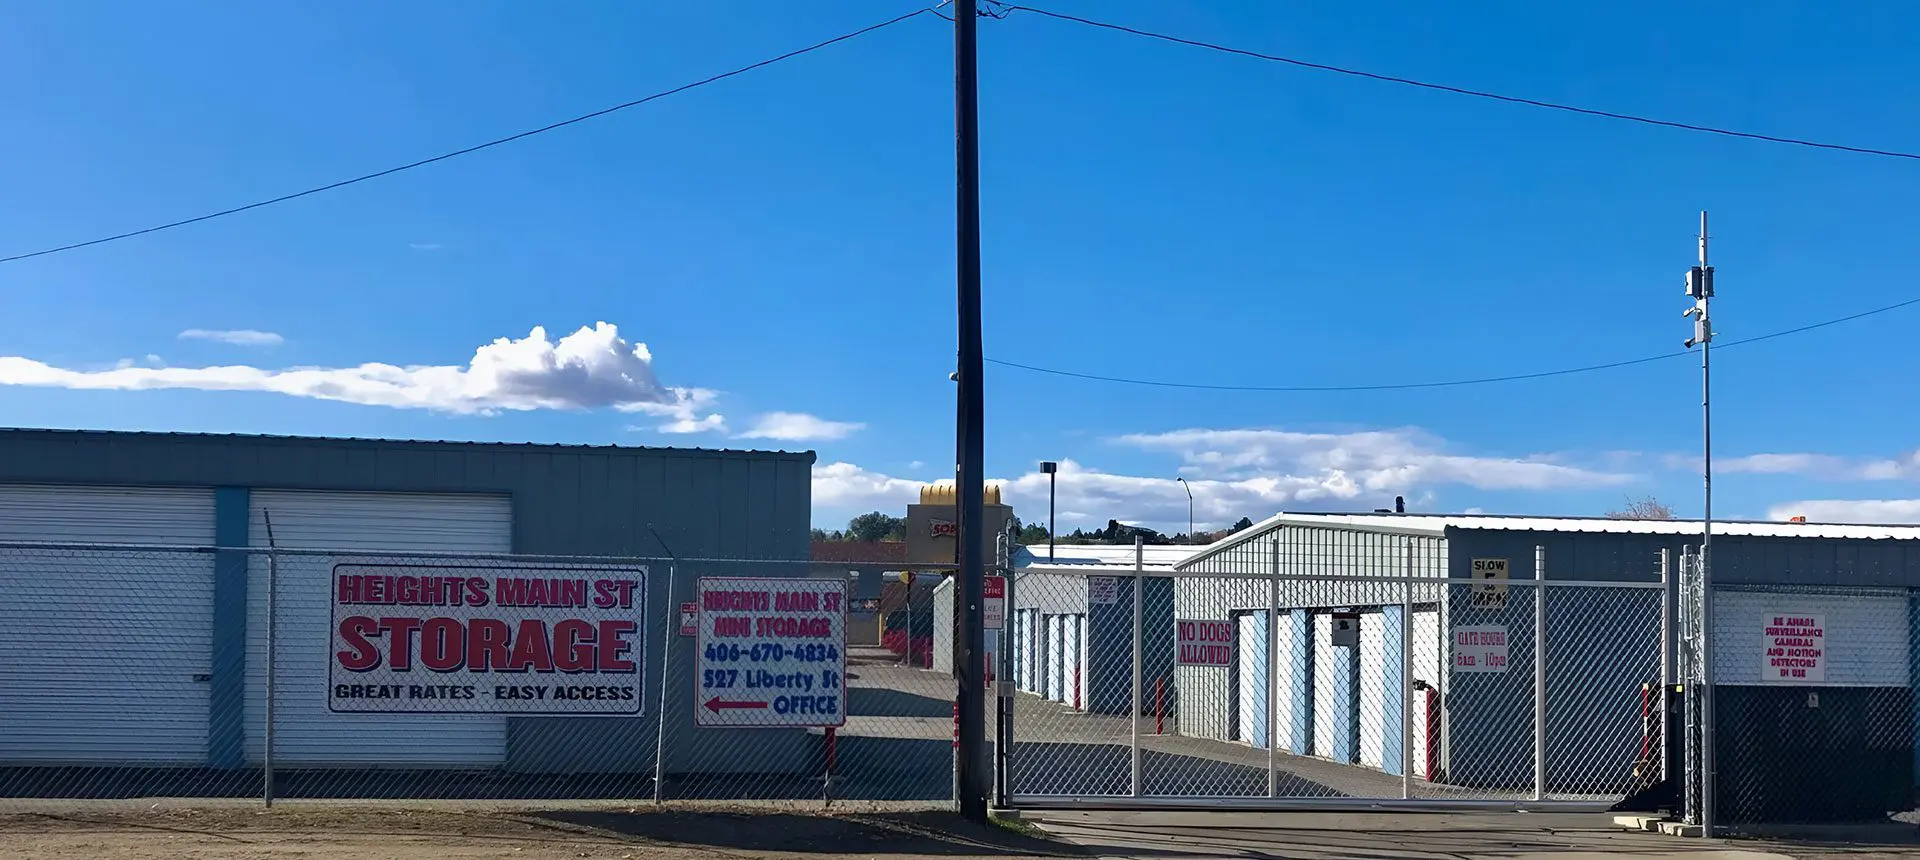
[693,577,847,728]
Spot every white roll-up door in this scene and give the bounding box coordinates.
[1412,608,1440,778]
[0,485,215,765]
[1022,610,1037,693]
[246,490,512,767]
[1313,613,1336,757]
[1077,614,1091,710]
[1275,612,1301,753]
[1234,613,1265,745]
[1046,615,1065,702]
[1063,615,1082,710]
[1359,609,1386,768]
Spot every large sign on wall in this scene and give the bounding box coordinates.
[694,577,847,728]
[1176,619,1233,667]
[1761,612,1825,683]
[330,564,648,714]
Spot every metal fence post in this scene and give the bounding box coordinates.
[1267,534,1280,797]
[1402,537,1414,799]
[1699,543,1717,837]
[653,561,676,803]
[1659,548,1674,784]
[1533,544,1547,803]
[1130,535,1143,798]
[262,512,278,808]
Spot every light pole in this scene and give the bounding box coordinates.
[1175,477,1194,544]
[1682,211,1715,835]
[1041,461,1058,562]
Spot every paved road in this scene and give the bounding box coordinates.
[1026,810,1920,859]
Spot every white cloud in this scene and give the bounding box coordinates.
[1116,427,1631,493]
[1705,450,1920,482]
[3,322,721,426]
[740,412,865,442]
[178,329,284,348]
[1764,499,1920,525]
[812,462,926,511]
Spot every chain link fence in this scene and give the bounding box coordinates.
[0,542,975,807]
[1006,538,1667,809]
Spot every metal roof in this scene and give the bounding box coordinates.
[1012,542,1210,573]
[1183,510,1920,568]
[0,427,814,460]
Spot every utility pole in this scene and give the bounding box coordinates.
[1682,211,1715,836]
[1176,477,1194,543]
[1042,461,1058,562]
[952,0,989,824]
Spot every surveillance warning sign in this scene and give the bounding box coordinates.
[694,577,847,728]
[329,563,647,714]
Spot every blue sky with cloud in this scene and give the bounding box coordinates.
[2,1,1919,532]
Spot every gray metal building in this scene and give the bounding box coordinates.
[0,429,813,785]
[1172,512,1920,797]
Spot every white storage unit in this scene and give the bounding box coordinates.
[1275,613,1303,753]
[0,485,216,765]
[1358,609,1386,769]
[1411,608,1441,778]
[1063,614,1083,709]
[245,490,513,767]
[1312,613,1337,757]
[1046,615,1065,702]
[1233,612,1264,745]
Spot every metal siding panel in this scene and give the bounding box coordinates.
[1235,612,1267,745]
[0,486,215,764]
[1713,590,1909,686]
[243,490,512,767]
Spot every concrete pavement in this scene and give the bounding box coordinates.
[1020,810,1904,859]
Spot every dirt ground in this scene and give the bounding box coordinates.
[0,804,1076,860]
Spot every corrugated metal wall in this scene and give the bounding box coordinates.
[0,430,813,777]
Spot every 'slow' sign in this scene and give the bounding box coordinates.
[1176,619,1232,667]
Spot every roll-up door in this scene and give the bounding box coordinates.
[246,490,512,767]
[1313,613,1336,757]
[1360,609,1386,768]
[1234,612,1269,747]
[1046,615,1065,702]
[0,485,216,764]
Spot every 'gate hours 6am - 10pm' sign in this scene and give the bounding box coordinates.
[694,577,847,728]
[330,564,648,714]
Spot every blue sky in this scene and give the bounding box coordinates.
[3,1,1920,533]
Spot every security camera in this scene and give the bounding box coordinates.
[948,371,959,382]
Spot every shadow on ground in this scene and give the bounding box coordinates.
[1012,743,1341,798]
[530,809,1080,856]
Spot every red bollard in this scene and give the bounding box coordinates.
[1155,676,1165,735]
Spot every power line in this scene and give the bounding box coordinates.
[1000,4,1920,163]
[986,294,1920,393]
[0,7,937,266]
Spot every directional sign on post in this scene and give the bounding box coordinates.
[694,577,847,728]
[678,602,698,637]
[983,575,1006,630]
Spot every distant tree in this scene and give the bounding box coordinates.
[1230,516,1255,534]
[845,511,907,542]
[1017,522,1050,544]
[1607,496,1676,520]
[811,528,831,542]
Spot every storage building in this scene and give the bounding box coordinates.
[1171,512,1920,810]
[0,429,813,796]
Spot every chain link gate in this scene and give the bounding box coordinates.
[998,528,1671,811]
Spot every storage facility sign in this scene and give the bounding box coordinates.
[1761,613,1825,683]
[984,575,1007,630]
[329,563,647,714]
[1469,558,1509,610]
[1175,619,1233,667]
[694,577,847,728]
[1452,624,1508,674]
[1088,576,1120,605]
